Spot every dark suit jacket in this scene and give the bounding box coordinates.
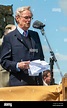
[0,28,44,86]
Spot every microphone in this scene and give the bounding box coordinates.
[32,20,45,29]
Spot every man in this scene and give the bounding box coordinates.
[42,70,51,86]
[0,6,45,86]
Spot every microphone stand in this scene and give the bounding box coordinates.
[40,27,63,85]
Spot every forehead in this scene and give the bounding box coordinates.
[47,73,51,76]
[21,10,32,16]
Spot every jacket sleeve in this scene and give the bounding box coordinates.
[0,36,17,72]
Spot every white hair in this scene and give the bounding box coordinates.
[15,6,33,17]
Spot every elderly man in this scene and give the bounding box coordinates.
[0,6,45,86]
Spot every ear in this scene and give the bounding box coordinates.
[15,16,20,23]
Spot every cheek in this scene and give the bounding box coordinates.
[19,19,23,23]
[19,20,25,26]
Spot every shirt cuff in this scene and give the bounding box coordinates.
[16,63,20,71]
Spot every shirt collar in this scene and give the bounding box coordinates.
[43,80,48,86]
[17,26,28,36]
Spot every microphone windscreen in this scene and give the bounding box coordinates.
[32,20,45,29]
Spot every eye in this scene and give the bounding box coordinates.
[21,16,33,20]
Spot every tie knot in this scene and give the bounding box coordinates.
[23,30,28,37]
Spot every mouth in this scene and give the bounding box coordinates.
[26,23,30,26]
[27,22,30,25]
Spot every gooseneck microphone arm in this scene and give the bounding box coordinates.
[40,27,63,84]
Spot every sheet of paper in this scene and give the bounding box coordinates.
[28,60,49,76]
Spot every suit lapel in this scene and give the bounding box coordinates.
[14,29,36,52]
[14,29,29,51]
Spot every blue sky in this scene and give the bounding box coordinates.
[0,0,67,84]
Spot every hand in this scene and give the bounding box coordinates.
[18,61,30,70]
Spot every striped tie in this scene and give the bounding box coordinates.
[23,31,28,37]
